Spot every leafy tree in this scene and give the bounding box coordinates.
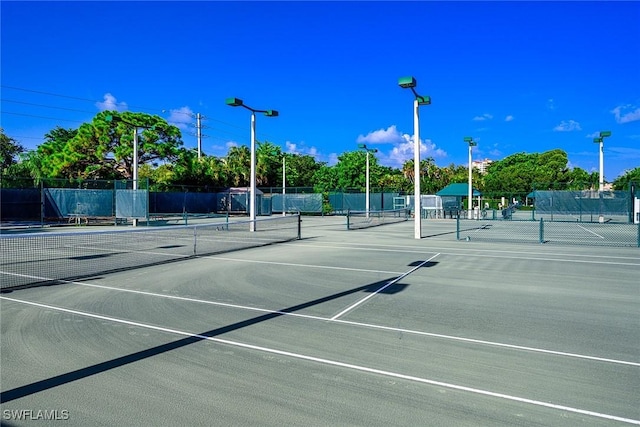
[36,112,182,180]
[565,167,597,190]
[0,128,25,171]
[255,141,282,186]
[224,145,250,186]
[283,153,323,188]
[483,150,572,196]
[612,167,640,191]
[312,164,339,193]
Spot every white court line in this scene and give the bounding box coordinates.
[282,243,640,266]
[330,253,440,320]
[1,296,638,426]
[2,267,638,367]
[285,240,640,261]
[576,224,605,239]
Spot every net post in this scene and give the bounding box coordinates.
[347,209,351,230]
[637,221,640,248]
[40,179,45,226]
[539,218,544,243]
[193,225,198,255]
[297,214,302,240]
[456,211,460,240]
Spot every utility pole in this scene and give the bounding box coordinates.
[196,113,203,159]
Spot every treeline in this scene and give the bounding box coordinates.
[1,111,639,195]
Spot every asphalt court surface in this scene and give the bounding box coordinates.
[1,216,639,426]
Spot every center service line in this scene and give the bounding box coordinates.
[330,253,440,321]
[1,297,638,425]
[576,224,605,239]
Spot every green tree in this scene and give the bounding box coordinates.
[284,154,323,188]
[255,141,282,186]
[36,112,182,180]
[312,164,339,193]
[612,167,640,191]
[224,145,250,186]
[0,128,25,171]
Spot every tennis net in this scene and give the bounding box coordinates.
[346,208,411,230]
[0,215,301,290]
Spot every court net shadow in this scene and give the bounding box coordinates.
[0,262,438,403]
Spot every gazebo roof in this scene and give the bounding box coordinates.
[436,183,481,197]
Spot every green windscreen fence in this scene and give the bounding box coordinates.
[532,190,630,223]
[44,188,115,218]
[271,193,323,213]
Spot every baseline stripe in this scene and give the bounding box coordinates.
[1,297,638,425]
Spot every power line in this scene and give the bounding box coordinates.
[1,98,96,114]
[1,111,86,124]
[1,84,284,147]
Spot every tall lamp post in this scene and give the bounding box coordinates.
[398,76,431,239]
[226,98,278,231]
[593,130,611,193]
[464,137,477,219]
[282,154,286,216]
[358,144,378,216]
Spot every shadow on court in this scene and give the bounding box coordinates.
[1,261,438,403]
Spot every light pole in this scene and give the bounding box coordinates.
[358,144,378,216]
[282,154,286,216]
[464,136,477,219]
[399,76,431,239]
[593,131,611,192]
[226,98,278,231]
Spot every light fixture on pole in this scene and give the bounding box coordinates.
[226,98,279,231]
[398,76,431,239]
[464,136,477,219]
[593,130,611,193]
[358,143,378,217]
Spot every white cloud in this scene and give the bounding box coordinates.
[505,115,514,122]
[285,140,319,158]
[554,120,582,132]
[547,99,556,110]
[385,133,447,168]
[355,125,447,168]
[226,141,238,149]
[356,125,405,144]
[611,105,640,124]
[96,93,127,112]
[586,131,599,138]
[166,106,194,130]
[472,113,493,121]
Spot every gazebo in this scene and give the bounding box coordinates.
[436,183,482,218]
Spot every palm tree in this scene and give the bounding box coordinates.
[224,145,250,186]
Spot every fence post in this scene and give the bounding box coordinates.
[539,218,544,243]
[40,179,45,226]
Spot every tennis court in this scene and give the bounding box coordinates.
[1,216,639,426]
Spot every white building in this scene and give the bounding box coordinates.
[472,158,493,174]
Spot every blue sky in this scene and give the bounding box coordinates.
[2,1,639,181]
